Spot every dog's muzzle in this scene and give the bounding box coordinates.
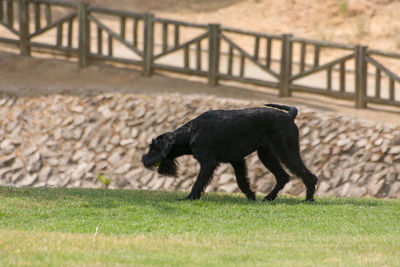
[141,154,160,170]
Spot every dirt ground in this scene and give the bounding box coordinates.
[80,0,400,52]
[1,51,399,126]
[0,0,399,126]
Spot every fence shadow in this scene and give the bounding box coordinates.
[0,50,337,112]
[2,49,400,125]
[1,0,400,110]
[77,0,244,13]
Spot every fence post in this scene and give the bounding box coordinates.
[18,0,30,56]
[208,23,220,86]
[143,13,154,77]
[279,34,293,97]
[78,2,90,68]
[355,45,368,108]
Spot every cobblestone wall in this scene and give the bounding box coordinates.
[1,93,399,198]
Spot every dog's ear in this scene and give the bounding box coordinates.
[160,133,175,158]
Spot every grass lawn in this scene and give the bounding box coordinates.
[0,187,399,266]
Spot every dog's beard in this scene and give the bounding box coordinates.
[157,158,178,177]
[142,154,161,170]
[142,154,178,177]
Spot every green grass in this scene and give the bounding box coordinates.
[1,187,399,266]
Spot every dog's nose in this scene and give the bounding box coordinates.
[141,154,147,164]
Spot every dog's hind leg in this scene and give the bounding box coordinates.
[283,154,318,201]
[231,160,256,200]
[257,147,290,201]
[278,140,318,201]
[180,161,218,201]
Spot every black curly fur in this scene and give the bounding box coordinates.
[142,104,318,202]
[157,157,179,177]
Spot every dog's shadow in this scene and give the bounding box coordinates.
[174,193,382,207]
[5,187,382,209]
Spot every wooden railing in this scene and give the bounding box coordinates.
[1,0,399,108]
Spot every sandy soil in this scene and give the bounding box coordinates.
[1,51,399,126]
[0,0,399,126]
[81,0,400,52]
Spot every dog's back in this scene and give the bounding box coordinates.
[192,106,296,133]
[188,106,298,162]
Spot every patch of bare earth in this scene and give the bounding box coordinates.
[82,0,400,51]
[1,0,400,125]
[1,51,399,126]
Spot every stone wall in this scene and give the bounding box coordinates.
[1,93,400,198]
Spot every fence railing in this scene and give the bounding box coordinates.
[1,0,399,109]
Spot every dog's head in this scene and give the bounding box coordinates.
[141,132,178,177]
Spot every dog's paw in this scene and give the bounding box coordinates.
[263,194,276,201]
[302,198,315,203]
[246,193,256,201]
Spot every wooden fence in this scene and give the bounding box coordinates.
[1,0,400,108]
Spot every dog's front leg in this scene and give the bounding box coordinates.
[231,160,256,200]
[180,162,217,201]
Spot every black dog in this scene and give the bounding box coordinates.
[142,104,318,201]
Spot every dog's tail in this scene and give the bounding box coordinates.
[265,104,298,120]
